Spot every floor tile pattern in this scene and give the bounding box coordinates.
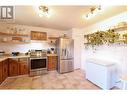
[0,70,117,89]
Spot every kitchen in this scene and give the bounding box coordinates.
[0,5,127,90]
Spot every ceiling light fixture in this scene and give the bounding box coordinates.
[38,5,51,18]
[84,6,101,20]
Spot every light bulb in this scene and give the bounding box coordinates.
[39,13,43,17]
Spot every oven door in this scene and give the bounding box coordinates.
[30,58,47,70]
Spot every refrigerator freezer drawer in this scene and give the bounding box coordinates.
[59,59,74,73]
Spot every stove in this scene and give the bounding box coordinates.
[29,50,47,76]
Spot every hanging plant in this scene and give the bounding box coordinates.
[86,31,105,47]
[123,33,127,44]
[105,29,120,44]
[84,29,120,47]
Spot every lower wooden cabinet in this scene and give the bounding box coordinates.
[9,58,29,77]
[0,61,3,84]
[0,58,29,84]
[19,58,29,75]
[2,59,8,81]
[0,59,8,84]
[48,56,58,71]
[9,59,19,77]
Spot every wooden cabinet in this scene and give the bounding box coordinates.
[9,58,29,76]
[0,59,8,84]
[19,58,29,75]
[31,31,47,41]
[48,56,58,71]
[0,58,29,84]
[2,59,8,81]
[0,61,3,84]
[9,59,19,77]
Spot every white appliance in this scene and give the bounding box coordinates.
[57,37,74,73]
[85,59,117,90]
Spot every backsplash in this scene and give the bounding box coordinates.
[0,42,55,53]
[0,23,67,53]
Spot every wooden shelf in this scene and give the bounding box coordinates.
[111,26,127,31]
[0,32,29,37]
[48,37,59,39]
[0,41,30,44]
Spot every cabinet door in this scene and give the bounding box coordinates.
[9,59,19,77]
[48,56,57,71]
[2,59,8,81]
[0,62,3,84]
[47,56,53,71]
[31,31,47,40]
[19,58,29,75]
[52,56,57,69]
[19,63,28,75]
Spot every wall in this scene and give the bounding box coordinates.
[0,23,67,53]
[70,28,83,70]
[80,11,127,78]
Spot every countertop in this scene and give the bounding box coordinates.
[0,53,58,62]
[0,54,30,62]
[47,54,58,56]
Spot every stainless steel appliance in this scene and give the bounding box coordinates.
[29,50,47,76]
[0,51,5,56]
[57,37,74,73]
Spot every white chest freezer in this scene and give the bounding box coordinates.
[85,59,117,90]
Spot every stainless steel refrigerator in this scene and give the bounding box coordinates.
[57,37,74,73]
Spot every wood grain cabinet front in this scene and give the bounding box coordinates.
[19,58,29,75]
[48,56,58,71]
[9,59,19,77]
[2,59,8,81]
[31,31,47,41]
[0,61,3,84]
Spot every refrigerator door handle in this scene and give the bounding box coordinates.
[67,50,69,58]
[65,49,67,56]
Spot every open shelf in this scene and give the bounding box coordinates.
[48,37,59,40]
[111,26,127,31]
[0,32,29,37]
[0,41,30,44]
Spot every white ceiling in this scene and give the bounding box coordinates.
[14,6,127,30]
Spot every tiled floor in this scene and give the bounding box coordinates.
[0,70,116,89]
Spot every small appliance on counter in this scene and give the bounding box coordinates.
[12,52,20,56]
[50,48,55,54]
[47,48,56,54]
[0,51,5,56]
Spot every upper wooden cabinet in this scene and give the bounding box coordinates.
[31,31,47,41]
